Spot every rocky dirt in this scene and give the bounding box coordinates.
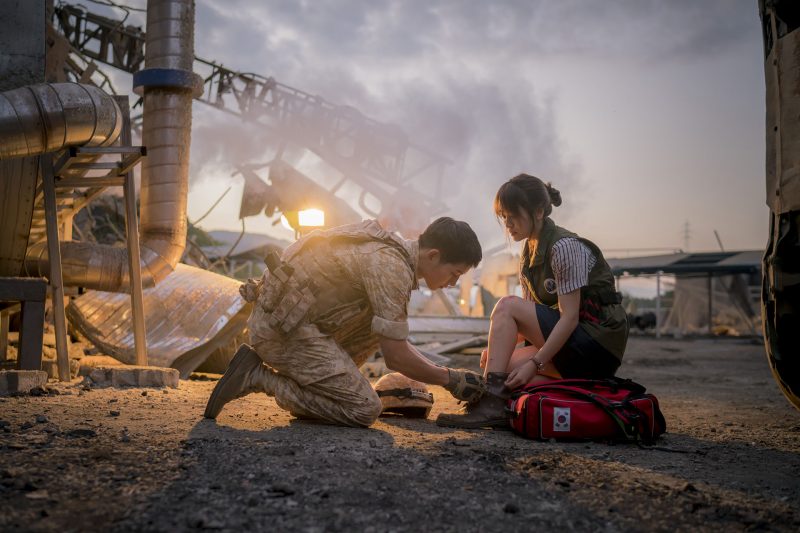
[0,336,798,532]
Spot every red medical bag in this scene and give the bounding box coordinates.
[506,378,666,443]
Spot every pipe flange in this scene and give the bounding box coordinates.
[133,68,204,98]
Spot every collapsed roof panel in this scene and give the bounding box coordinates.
[66,263,250,377]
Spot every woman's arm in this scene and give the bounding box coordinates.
[505,289,580,389]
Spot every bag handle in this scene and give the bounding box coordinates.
[513,377,647,397]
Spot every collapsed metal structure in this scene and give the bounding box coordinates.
[1,1,460,377]
[0,0,206,376]
[50,2,450,228]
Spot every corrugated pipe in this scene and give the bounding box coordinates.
[0,83,121,158]
[132,0,201,288]
[10,0,200,292]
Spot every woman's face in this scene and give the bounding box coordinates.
[500,208,535,242]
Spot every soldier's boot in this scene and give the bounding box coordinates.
[204,344,276,419]
[436,372,511,429]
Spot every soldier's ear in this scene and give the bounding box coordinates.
[423,248,441,264]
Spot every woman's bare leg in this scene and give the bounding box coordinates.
[507,344,561,382]
[485,296,547,375]
[507,344,538,373]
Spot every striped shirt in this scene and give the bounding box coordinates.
[551,237,596,295]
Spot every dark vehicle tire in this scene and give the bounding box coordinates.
[762,210,800,410]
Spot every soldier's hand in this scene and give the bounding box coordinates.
[444,368,486,402]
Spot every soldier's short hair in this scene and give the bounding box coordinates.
[419,217,482,267]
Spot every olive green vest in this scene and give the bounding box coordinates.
[519,217,628,360]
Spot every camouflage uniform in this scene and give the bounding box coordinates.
[242,220,418,427]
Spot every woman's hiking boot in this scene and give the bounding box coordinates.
[435,372,511,429]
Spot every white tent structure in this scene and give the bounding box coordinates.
[609,251,762,337]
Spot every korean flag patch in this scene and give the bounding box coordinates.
[553,407,571,432]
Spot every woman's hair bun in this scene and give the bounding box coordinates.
[545,182,562,207]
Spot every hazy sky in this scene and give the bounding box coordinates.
[96,0,767,255]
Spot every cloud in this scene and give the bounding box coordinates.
[132,0,754,245]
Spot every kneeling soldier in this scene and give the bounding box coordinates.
[204,217,485,427]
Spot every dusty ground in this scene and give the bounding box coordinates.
[0,336,798,532]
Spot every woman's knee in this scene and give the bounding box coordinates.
[491,295,522,320]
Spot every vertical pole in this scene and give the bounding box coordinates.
[62,213,73,241]
[60,212,73,357]
[18,299,45,371]
[116,96,148,366]
[42,155,71,381]
[708,272,713,335]
[0,309,9,362]
[655,272,661,339]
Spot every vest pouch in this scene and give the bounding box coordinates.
[259,252,295,313]
[268,282,318,335]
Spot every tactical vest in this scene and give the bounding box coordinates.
[241,220,414,336]
[519,217,628,360]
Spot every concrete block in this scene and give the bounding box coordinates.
[0,370,47,396]
[41,359,58,379]
[78,355,123,376]
[87,366,179,388]
[42,358,80,380]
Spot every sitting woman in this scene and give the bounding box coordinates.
[437,173,629,429]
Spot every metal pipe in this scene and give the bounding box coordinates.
[134,0,197,286]
[0,83,121,159]
[10,0,198,292]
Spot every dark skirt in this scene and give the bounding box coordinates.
[535,304,620,379]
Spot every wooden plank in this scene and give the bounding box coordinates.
[17,299,44,371]
[0,277,48,301]
[55,176,125,188]
[116,95,148,366]
[0,309,9,362]
[41,155,71,381]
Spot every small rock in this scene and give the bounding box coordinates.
[0,420,10,429]
[267,484,295,498]
[503,503,519,514]
[1,467,24,478]
[141,391,148,397]
[681,482,698,493]
[29,387,47,397]
[20,421,33,430]
[109,410,120,417]
[35,415,48,424]
[65,428,96,439]
[25,489,49,500]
